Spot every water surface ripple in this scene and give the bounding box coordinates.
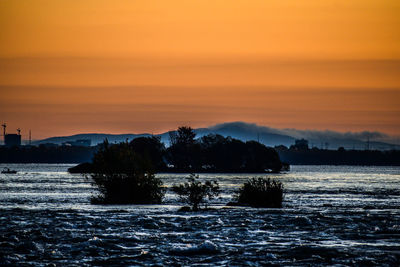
[1,164,399,266]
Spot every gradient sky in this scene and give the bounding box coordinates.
[0,0,399,139]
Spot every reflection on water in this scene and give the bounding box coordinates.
[0,164,399,265]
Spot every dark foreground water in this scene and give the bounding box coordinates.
[0,164,399,266]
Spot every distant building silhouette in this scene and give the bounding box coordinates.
[2,123,22,147]
[5,134,21,147]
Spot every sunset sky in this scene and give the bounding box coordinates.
[0,0,399,139]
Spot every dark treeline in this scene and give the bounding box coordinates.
[70,126,285,173]
[165,127,284,173]
[1,127,399,167]
[276,146,400,165]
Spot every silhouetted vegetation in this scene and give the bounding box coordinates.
[90,140,165,204]
[234,178,284,208]
[129,136,166,171]
[172,174,220,211]
[165,127,284,173]
[91,172,164,204]
[167,126,202,171]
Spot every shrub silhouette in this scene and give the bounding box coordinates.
[91,172,165,204]
[236,178,283,208]
[172,174,220,211]
[90,140,165,204]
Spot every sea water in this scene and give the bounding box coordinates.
[0,164,399,265]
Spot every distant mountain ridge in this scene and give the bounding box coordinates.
[34,133,152,146]
[34,122,398,150]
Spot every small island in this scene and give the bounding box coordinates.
[69,126,287,174]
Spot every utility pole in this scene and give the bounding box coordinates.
[29,130,32,145]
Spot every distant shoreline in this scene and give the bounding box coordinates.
[277,148,400,166]
[1,145,399,167]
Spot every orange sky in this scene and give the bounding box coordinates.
[0,0,400,139]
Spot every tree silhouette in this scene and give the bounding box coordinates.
[130,136,166,171]
[90,140,165,204]
[167,126,201,171]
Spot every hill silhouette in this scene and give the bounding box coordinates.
[33,122,398,150]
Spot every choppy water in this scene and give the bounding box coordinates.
[0,164,399,266]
